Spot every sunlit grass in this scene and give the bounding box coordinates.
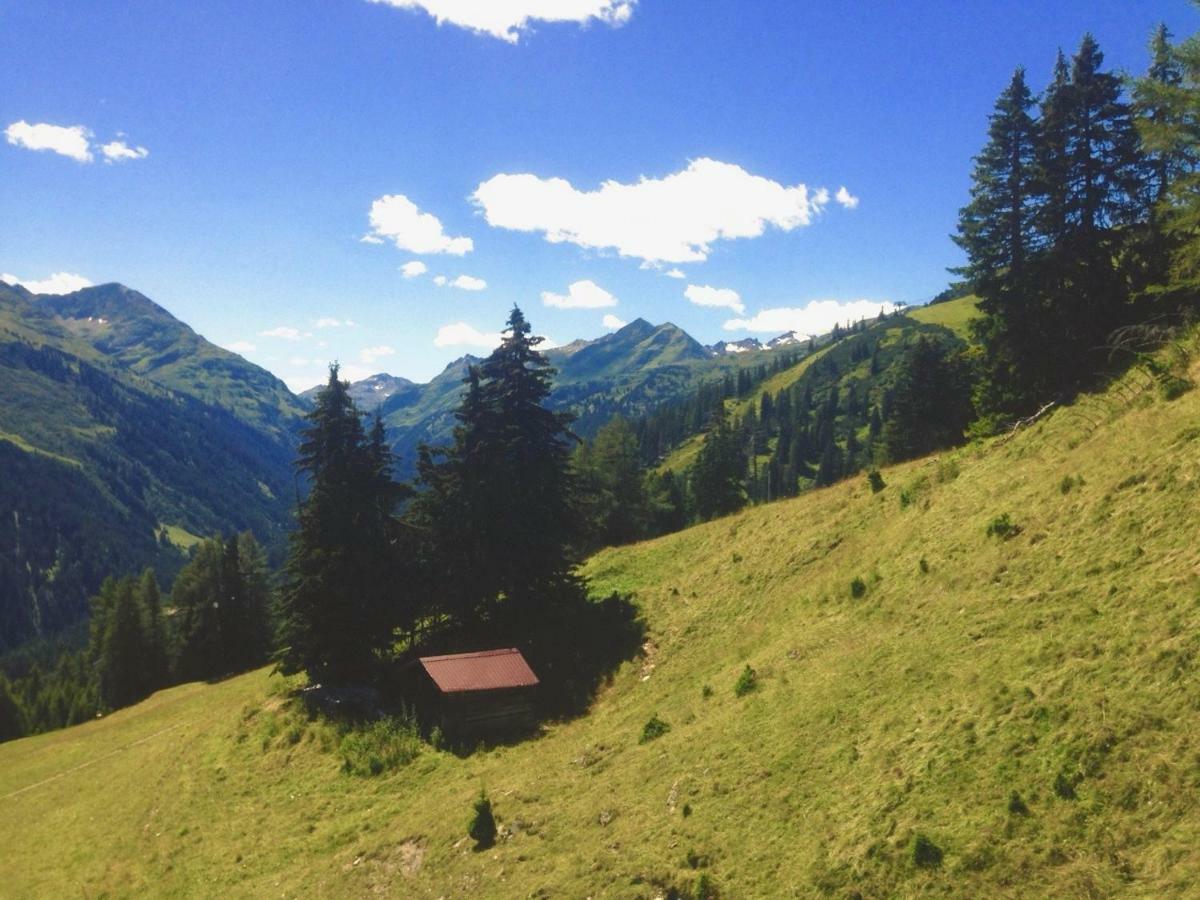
[1,335,1197,897]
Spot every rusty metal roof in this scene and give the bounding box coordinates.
[418,648,540,694]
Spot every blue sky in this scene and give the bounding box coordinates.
[2,0,1196,390]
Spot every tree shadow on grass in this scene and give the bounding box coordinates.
[394,578,645,738]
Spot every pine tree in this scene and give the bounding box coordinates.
[576,416,650,550]
[171,539,225,681]
[690,408,745,520]
[1134,23,1200,299]
[277,364,405,682]
[1038,35,1145,388]
[138,569,168,689]
[237,531,274,667]
[955,68,1039,291]
[1136,25,1188,214]
[0,676,26,742]
[96,577,151,709]
[881,337,973,463]
[415,308,579,626]
[956,67,1042,419]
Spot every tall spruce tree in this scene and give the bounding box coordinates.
[967,36,1149,421]
[95,577,151,709]
[277,364,406,682]
[689,408,745,520]
[415,307,579,627]
[1135,22,1200,299]
[881,337,973,463]
[575,416,650,551]
[954,68,1039,292]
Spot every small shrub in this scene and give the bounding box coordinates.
[734,664,758,697]
[681,802,692,818]
[986,513,1021,540]
[701,684,713,699]
[919,558,930,574]
[1053,770,1078,800]
[936,458,960,483]
[867,470,886,493]
[1059,474,1083,495]
[1159,373,1192,400]
[1007,790,1029,816]
[850,576,867,599]
[685,847,709,869]
[911,833,943,869]
[339,715,421,777]
[640,714,671,744]
[695,872,718,899]
[468,789,496,848]
[428,725,444,750]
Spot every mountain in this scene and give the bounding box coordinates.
[767,330,804,349]
[301,372,418,411]
[708,336,763,355]
[0,281,302,652]
[374,318,780,476]
[7,331,1198,896]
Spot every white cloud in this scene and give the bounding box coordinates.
[541,279,617,309]
[602,313,626,329]
[313,317,355,328]
[724,299,898,335]
[473,157,832,265]
[401,260,428,278]
[359,345,396,364]
[450,274,487,291]
[433,275,448,286]
[224,340,257,354]
[360,234,385,245]
[259,326,303,340]
[366,0,635,43]
[835,186,859,210]
[434,321,503,349]
[99,140,148,163]
[664,268,686,279]
[1,271,93,294]
[5,121,93,162]
[365,193,473,255]
[685,284,744,314]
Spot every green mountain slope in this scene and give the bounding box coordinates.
[380,318,784,476]
[0,282,301,651]
[4,331,1197,897]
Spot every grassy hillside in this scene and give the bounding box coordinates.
[3,330,1198,897]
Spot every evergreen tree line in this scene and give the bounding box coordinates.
[575,317,973,537]
[274,307,586,686]
[958,27,1200,425]
[0,533,272,742]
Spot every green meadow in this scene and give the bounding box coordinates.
[2,328,1198,898]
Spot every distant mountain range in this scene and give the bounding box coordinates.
[707,331,805,355]
[311,316,802,477]
[0,280,807,650]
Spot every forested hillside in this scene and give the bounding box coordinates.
[0,282,300,651]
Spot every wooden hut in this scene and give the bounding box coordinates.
[415,648,539,738]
